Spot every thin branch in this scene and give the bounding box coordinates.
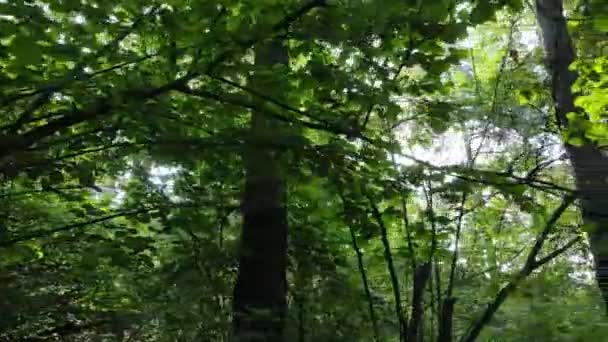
[396,151,576,195]
[459,245,527,283]
[524,195,576,268]
[447,132,478,303]
[177,85,370,142]
[367,194,407,340]
[4,6,162,133]
[0,185,96,200]
[337,191,381,342]
[0,207,153,247]
[272,0,327,32]
[204,74,369,141]
[0,0,326,158]
[460,195,576,342]
[533,236,582,268]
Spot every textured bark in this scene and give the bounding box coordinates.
[438,297,456,342]
[535,0,608,313]
[232,40,289,341]
[407,262,431,342]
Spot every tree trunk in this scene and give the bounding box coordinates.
[368,197,407,341]
[349,223,381,342]
[232,40,289,341]
[296,292,305,342]
[535,0,608,313]
[407,262,431,342]
[438,297,455,342]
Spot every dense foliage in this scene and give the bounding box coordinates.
[0,0,607,341]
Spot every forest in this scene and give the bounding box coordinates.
[0,0,607,341]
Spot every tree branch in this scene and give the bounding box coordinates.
[0,0,327,159]
[3,6,162,133]
[533,235,582,268]
[0,207,152,247]
[367,194,407,340]
[460,195,576,342]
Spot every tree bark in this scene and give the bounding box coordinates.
[232,40,289,341]
[438,297,456,342]
[407,262,431,342]
[535,0,608,313]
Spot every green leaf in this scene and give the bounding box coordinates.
[81,253,99,268]
[517,89,532,104]
[10,36,43,66]
[48,171,64,185]
[568,136,586,147]
[593,17,608,32]
[470,1,495,24]
[77,168,95,186]
[110,250,131,268]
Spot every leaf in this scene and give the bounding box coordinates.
[10,36,43,66]
[470,1,495,24]
[518,200,537,213]
[517,89,533,104]
[435,215,452,225]
[136,212,151,224]
[81,253,99,268]
[124,236,151,252]
[506,0,524,11]
[421,0,451,21]
[70,207,87,218]
[111,252,131,268]
[48,171,64,185]
[77,168,95,186]
[568,136,586,147]
[593,17,608,32]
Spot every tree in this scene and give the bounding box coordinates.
[535,0,608,313]
[1,1,607,341]
[232,39,290,341]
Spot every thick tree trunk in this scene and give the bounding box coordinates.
[535,0,608,313]
[232,40,289,341]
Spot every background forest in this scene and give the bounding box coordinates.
[0,0,607,341]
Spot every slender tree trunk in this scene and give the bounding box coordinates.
[232,40,289,341]
[297,296,305,342]
[368,197,408,341]
[428,275,436,342]
[349,224,381,341]
[337,189,381,341]
[535,0,608,313]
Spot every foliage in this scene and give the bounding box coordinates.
[0,0,606,341]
